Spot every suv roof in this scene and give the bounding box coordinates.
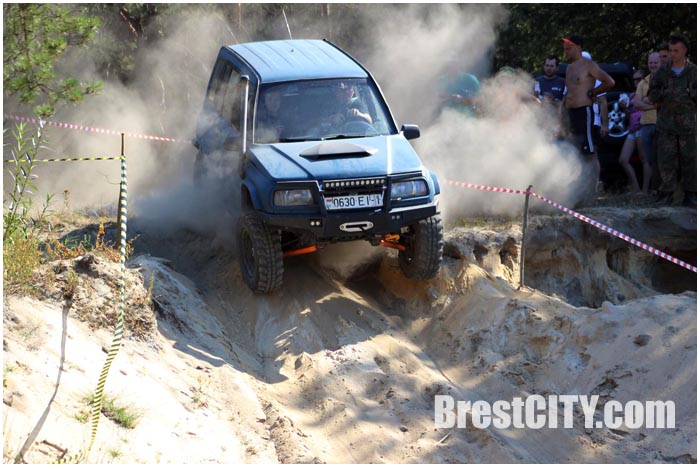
[227,40,368,84]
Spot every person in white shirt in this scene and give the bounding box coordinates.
[582,51,609,142]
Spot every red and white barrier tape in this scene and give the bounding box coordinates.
[445,179,531,195]
[446,179,697,273]
[4,114,189,144]
[530,192,697,273]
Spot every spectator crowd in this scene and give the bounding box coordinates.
[444,33,696,208]
[540,34,695,208]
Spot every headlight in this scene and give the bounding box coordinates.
[274,189,314,206]
[390,180,428,199]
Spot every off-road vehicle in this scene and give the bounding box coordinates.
[194,40,443,293]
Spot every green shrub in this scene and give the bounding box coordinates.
[3,230,42,295]
[3,122,50,241]
[3,121,52,294]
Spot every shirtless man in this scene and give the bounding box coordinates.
[562,34,615,200]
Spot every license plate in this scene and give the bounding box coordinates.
[324,193,383,211]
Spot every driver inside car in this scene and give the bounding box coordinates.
[257,86,287,143]
[327,81,372,126]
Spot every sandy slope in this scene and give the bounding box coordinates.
[2,232,697,463]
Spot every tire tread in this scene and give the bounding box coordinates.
[238,213,284,293]
[399,214,444,280]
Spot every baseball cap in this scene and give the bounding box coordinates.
[562,35,584,47]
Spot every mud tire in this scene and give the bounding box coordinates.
[238,213,284,293]
[399,214,444,280]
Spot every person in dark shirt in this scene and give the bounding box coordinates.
[657,42,671,67]
[533,56,567,140]
[534,55,567,102]
[328,81,372,127]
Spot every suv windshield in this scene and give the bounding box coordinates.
[255,78,394,143]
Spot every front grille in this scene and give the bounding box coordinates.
[321,177,386,195]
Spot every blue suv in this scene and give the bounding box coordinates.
[194,40,443,293]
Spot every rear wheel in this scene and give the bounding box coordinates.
[238,213,284,293]
[399,214,444,280]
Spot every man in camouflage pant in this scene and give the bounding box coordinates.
[648,35,697,208]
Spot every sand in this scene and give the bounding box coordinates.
[2,219,696,463]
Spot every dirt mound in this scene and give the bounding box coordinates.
[524,206,696,306]
[375,259,696,462]
[3,207,697,463]
[32,253,157,340]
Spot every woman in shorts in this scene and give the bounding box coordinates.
[618,70,651,193]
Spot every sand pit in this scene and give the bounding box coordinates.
[3,206,696,463]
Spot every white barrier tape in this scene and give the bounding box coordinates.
[446,179,698,274]
[4,114,189,144]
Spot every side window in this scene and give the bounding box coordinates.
[207,59,231,104]
[221,67,242,129]
[207,59,242,129]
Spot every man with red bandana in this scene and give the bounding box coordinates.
[562,34,615,200]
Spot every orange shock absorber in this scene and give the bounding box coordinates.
[283,245,318,258]
[380,234,406,251]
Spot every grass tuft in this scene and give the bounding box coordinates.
[82,392,143,429]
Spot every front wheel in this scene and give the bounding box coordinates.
[399,214,444,280]
[238,213,284,293]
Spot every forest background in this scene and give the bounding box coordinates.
[4,3,696,118]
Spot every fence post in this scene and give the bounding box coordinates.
[116,133,124,248]
[519,184,533,289]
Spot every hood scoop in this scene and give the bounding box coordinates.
[299,141,378,159]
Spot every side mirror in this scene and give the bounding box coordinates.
[401,124,420,140]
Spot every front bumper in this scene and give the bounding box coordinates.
[257,199,439,240]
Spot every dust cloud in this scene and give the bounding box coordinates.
[357,4,504,126]
[4,5,586,242]
[313,241,383,281]
[4,11,237,231]
[355,4,586,222]
[416,72,584,221]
